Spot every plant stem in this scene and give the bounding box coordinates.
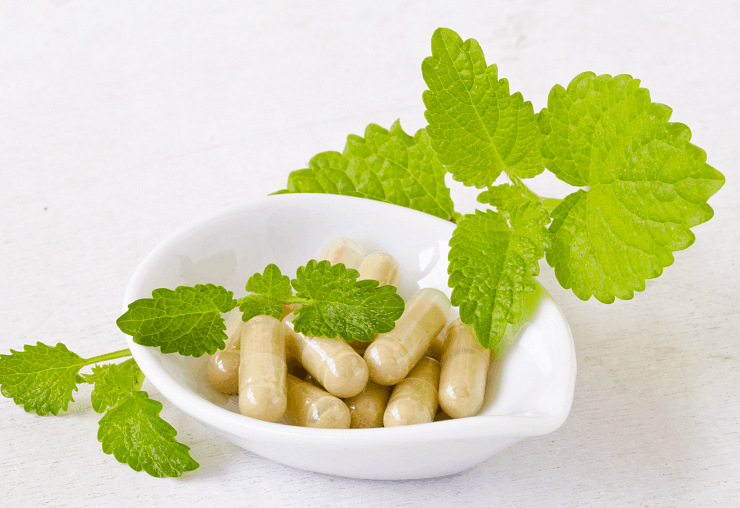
[85,348,132,365]
[508,174,563,212]
[282,296,312,304]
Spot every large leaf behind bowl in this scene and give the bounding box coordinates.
[537,72,724,303]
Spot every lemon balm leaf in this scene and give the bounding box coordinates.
[238,295,284,322]
[414,128,463,222]
[538,72,725,302]
[85,357,198,477]
[477,182,542,212]
[342,122,460,221]
[0,342,88,416]
[116,284,236,357]
[239,263,293,322]
[448,203,552,348]
[98,391,199,478]
[84,359,142,414]
[291,260,405,342]
[422,28,543,188]
[278,121,460,221]
[244,263,293,299]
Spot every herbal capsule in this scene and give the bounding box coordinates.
[208,309,245,395]
[318,236,364,269]
[284,374,351,429]
[384,356,441,427]
[364,288,451,385]
[439,318,491,418]
[283,312,369,398]
[350,252,403,355]
[357,252,402,287]
[238,315,287,422]
[343,380,391,428]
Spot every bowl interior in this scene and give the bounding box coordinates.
[124,194,576,478]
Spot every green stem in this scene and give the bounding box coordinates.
[282,296,312,305]
[507,173,563,212]
[235,295,312,307]
[85,348,132,365]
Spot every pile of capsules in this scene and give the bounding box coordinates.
[206,237,491,429]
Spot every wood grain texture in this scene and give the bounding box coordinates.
[1,1,738,506]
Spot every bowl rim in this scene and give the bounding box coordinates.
[124,193,577,445]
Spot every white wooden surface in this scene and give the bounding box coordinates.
[1,1,738,506]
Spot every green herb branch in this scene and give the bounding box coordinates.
[118,260,405,359]
[0,344,199,477]
[279,27,724,351]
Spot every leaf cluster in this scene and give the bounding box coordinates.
[119,261,405,356]
[276,27,725,351]
[0,345,197,477]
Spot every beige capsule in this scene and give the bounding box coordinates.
[357,252,402,287]
[349,252,403,355]
[283,312,369,398]
[238,315,287,422]
[208,351,241,395]
[384,356,441,427]
[439,318,491,418]
[208,309,245,395]
[364,288,451,385]
[318,236,364,269]
[343,380,391,428]
[284,374,351,429]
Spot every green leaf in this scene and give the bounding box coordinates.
[0,342,88,416]
[238,264,293,322]
[477,182,540,213]
[117,284,236,357]
[291,260,405,342]
[97,390,199,477]
[238,295,284,322]
[84,359,142,414]
[278,121,460,221]
[538,72,725,302]
[448,204,552,348]
[86,358,198,477]
[422,27,543,188]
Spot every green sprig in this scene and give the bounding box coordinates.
[0,343,131,416]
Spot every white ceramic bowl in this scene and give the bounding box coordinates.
[124,193,576,480]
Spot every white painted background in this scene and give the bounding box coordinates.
[1,1,738,506]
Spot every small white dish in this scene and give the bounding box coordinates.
[124,194,576,480]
